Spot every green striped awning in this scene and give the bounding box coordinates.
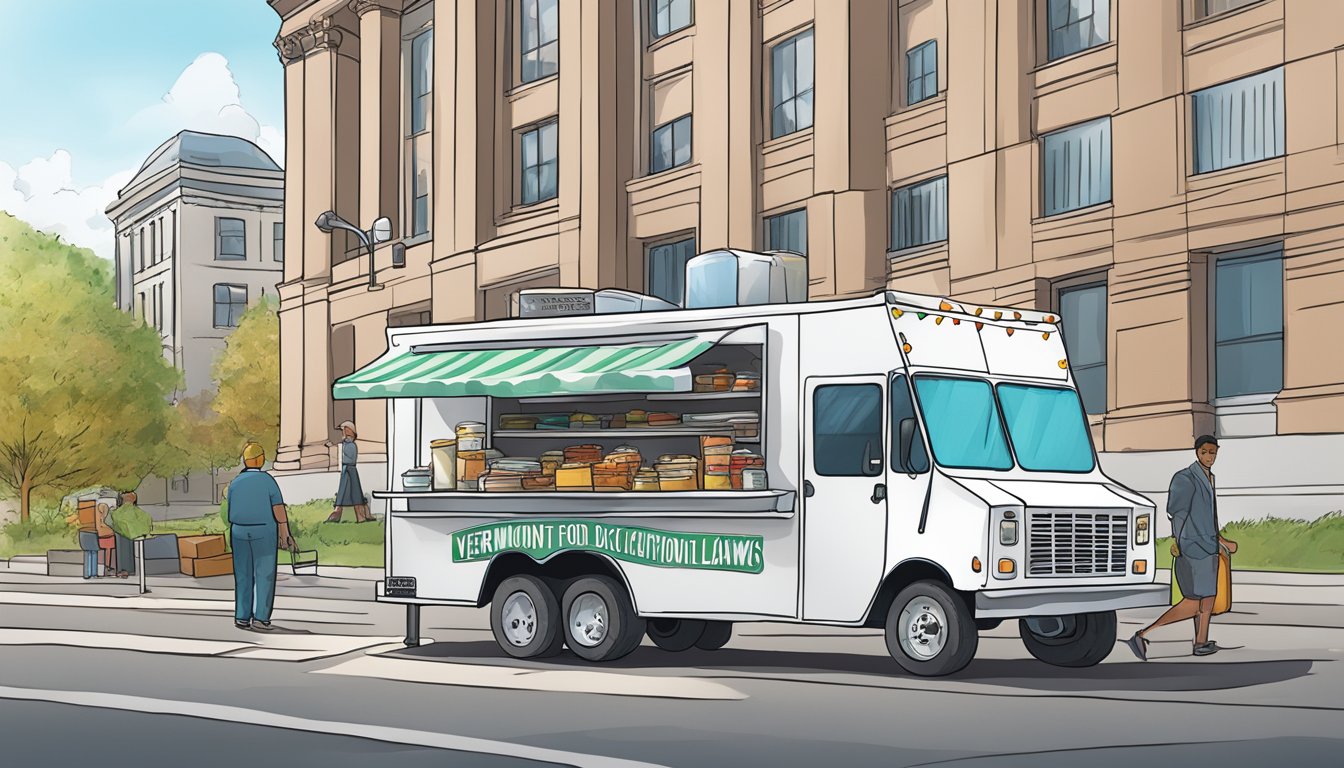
[332,334,722,400]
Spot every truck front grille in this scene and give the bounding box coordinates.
[1027,509,1128,577]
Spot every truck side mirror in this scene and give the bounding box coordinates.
[899,418,917,474]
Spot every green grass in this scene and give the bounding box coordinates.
[0,507,77,560]
[158,499,385,568]
[1156,512,1344,573]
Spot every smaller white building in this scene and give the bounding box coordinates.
[106,131,284,504]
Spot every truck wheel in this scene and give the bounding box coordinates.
[694,621,733,650]
[562,576,646,662]
[647,618,706,652]
[491,575,563,659]
[885,580,978,677]
[1019,611,1117,668]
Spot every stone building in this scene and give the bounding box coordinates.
[268,0,1344,522]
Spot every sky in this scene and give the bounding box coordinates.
[0,0,285,259]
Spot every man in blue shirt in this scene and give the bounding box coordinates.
[226,442,296,631]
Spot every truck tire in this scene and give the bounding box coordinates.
[646,618,706,652]
[1019,611,1117,668]
[561,575,646,662]
[885,580,978,677]
[694,621,733,650]
[490,575,564,659]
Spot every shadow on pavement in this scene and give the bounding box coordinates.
[389,640,1315,693]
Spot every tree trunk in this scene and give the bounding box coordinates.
[19,475,31,524]
[165,475,170,507]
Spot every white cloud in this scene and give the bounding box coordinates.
[1,53,281,259]
[130,52,284,166]
[0,152,133,258]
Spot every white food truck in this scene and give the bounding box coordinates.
[339,250,1166,676]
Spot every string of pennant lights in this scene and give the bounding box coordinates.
[893,300,1070,371]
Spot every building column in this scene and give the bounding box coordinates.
[273,10,361,472]
[354,1,401,238]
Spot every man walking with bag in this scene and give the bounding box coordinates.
[226,442,297,631]
[1126,435,1237,659]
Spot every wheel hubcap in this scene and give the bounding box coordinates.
[501,591,537,647]
[899,597,949,660]
[569,592,609,647]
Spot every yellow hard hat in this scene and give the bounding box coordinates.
[242,442,266,462]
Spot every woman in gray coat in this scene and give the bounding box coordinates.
[326,421,373,523]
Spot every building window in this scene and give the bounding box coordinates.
[1214,247,1283,399]
[766,209,808,256]
[891,175,948,251]
[519,0,558,84]
[170,210,176,258]
[650,0,692,39]
[138,291,146,321]
[1192,68,1283,175]
[770,29,814,139]
[1046,0,1110,61]
[273,222,284,263]
[138,227,145,270]
[1042,117,1111,217]
[520,119,559,205]
[646,237,696,305]
[1058,282,1108,414]
[155,283,164,333]
[157,216,165,261]
[213,284,248,329]
[215,217,246,260]
[405,12,434,240]
[906,40,937,106]
[1202,0,1258,17]
[650,114,692,174]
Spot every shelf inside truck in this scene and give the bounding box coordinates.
[373,489,796,515]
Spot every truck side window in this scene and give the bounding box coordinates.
[890,375,930,474]
[812,384,883,477]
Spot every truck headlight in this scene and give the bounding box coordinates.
[1135,514,1150,546]
[999,520,1018,546]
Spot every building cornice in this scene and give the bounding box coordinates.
[348,0,401,17]
[274,12,358,64]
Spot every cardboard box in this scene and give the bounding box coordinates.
[183,553,233,578]
[178,535,226,560]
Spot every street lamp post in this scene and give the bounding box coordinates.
[315,211,395,291]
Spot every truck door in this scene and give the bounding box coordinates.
[802,376,889,622]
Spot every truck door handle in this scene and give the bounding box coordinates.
[871,484,887,504]
[804,480,815,498]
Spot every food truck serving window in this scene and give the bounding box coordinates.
[912,376,1013,471]
[812,384,883,477]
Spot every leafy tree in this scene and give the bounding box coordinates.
[0,213,178,521]
[211,296,280,455]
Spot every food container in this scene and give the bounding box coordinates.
[535,414,569,430]
[401,467,432,491]
[729,450,766,489]
[712,369,734,391]
[703,472,732,490]
[632,469,661,492]
[593,462,633,492]
[693,374,718,392]
[480,472,524,492]
[540,450,565,476]
[605,445,642,472]
[658,471,698,491]
[609,413,627,429]
[647,412,680,427]
[455,421,487,452]
[456,449,501,491]
[625,409,648,426]
[700,435,734,451]
[729,416,760,439]
[569,412,600,429]
[522,475,555,491]
[429,438,457,490]
[732,371,761,391]
[741,467,768,490]
[563,444,604,464]
[498,414,538,430]
[490,457,542,474]
[556,463,594,490]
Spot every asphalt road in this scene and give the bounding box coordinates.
[1,572,1341,767]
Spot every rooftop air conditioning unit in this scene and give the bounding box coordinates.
[683,249,807,308]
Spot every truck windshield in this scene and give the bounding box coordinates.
[912,376,1013,470]
[996,384,1095,472]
